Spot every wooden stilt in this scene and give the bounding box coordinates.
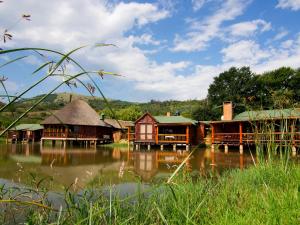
[160,145,164,151]
[147,144,151,151]
[173,144,176,151]
[239,145,243,155]
[292,146,296,157]
[211,144,215,153]
[224,144,228,154]
[186,145,189,151]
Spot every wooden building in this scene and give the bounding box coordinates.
[211,101,300,154]
[103,117,134,143]
[133,112,198,150]
[41,99,112,147]
[7,124,44,143]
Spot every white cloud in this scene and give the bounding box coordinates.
[228,19,271,37]
[219,34,300,74]
[273,29,289,41]
[276,0,300,10]
[1,0,300,101]
[0,1,169,50]
[172,0,251,52]
[129,34,161,46]
[191,0,207,11]
[221,40,270,64]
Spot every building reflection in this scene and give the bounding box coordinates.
[128,151,191,181]
[2,143,256,182]
[40,147,128,166]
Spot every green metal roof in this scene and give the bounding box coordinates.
[233,108,300,121]
[153,116,197,125]
[11,124,44,131]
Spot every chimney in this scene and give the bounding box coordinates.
[223,101,233,120]
[166,112,171,117]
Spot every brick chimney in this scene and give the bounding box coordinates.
[223,101,233,120]
[166,112,171,117]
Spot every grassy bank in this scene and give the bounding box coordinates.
[1,161,299,224]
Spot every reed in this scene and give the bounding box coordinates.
[0,160,298,224]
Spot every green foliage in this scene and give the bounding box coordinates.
[192,66,300,121]
[115,105,143,121]
[1,162,299,224]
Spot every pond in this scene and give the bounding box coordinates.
[0,143,256,192]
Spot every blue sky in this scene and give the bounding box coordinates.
[1,0,300,102]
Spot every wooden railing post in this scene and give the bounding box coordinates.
[211,124,215,144]
[155,126,159,144]
[186,126,189,144]
[239,122,243,144]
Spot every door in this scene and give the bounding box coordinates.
[140,124,153,140]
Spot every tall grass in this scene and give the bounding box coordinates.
[0,161,299,224]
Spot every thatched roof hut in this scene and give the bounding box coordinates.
[42,99,110,127]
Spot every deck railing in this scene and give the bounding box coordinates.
[43,131,98,139]
[158,134,187,143]
[214,132,300,144]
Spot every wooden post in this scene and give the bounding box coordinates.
[211,124,215,152]
[173,144,176,151]
[239,122,243,144]
[239,145,244,155]
[147,144,151,151]
[160,145,164,151]
[186,145,189,151]
[127,127,130,142]
[155,126,159,144]
[239,154,244,169]
[186,126,189,144]
[239,122,243,154]
[292,146,296,157]
[224,144,228,154]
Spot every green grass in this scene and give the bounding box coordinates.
[1,161,299,224]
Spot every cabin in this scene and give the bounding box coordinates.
[102,116,134,143]
[7,124,44,143]
[210,101,300,154]
[133,112,198,150]
[41,99,113,147]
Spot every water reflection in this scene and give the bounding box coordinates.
[0,143,255,189]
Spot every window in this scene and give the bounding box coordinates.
[140,124,153,140]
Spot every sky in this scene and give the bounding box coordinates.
[1,0,300,102]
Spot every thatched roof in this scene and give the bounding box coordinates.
[104,119,134,129]
[41,99,110,127]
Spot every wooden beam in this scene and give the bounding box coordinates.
[127,127,130,142]
[239,122,243,144]
[155,126,158,144]
[186,125,189,144]
[211,124,215,144]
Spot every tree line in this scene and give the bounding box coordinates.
[192,66,300,121]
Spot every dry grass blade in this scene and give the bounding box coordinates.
[0,199,58,211]
[167,148,196,184]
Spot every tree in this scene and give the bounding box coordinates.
[207,67,258,116]
[258,67,300,107]
[116,105,143,121]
